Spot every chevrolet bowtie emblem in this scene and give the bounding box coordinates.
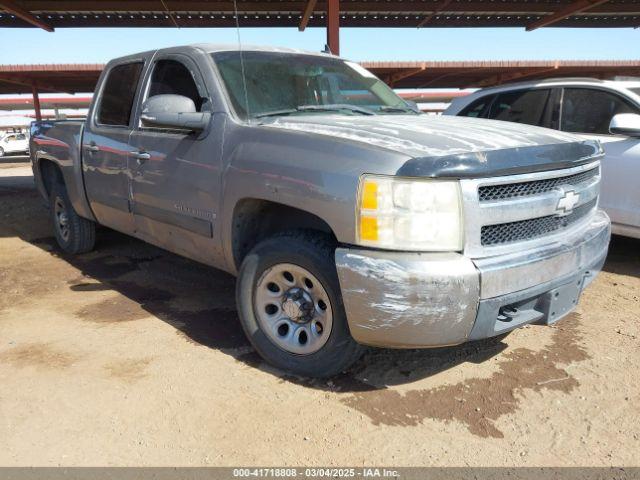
[556,190,580,215]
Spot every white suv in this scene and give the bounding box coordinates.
[0,132,29,157]
[445,78,640,239]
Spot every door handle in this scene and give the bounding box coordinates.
[130,151,151,164]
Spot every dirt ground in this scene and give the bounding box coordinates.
[0,158,638,467]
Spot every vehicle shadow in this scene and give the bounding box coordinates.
[602,234,640,278]
[0,154,30,165]
[30,231,510,392]
[0,175,509,391]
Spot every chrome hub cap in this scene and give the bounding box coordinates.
[281,288,314,323]
[254,263,333,355]
[54,198,70,242]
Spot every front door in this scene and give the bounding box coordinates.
[595,135,640,235]
[82,60,145,234]
[559,87,640,236]
[129,54,222,265]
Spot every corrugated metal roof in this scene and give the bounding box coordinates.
[1,0,639,29]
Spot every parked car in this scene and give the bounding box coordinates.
[0,132,29,156]
[30,45,610,377]
[445,78,640,239]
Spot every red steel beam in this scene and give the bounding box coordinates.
[299,0,317,31]
[31,84,42,121]
[326,0,339,55]
[0,0,54,31]
[526,0,611,30]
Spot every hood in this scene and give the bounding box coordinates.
[264,114,602,178]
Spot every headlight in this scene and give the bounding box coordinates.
[356,175,463,251]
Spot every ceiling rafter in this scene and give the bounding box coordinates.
[474,63,561,87]
[387,66,426,87]
[298,0,317,30]
[0,0,53,31]
[417,0,455,28]
[526,0,611,30]
[0,74,72,94]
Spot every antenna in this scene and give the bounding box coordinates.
[233,0,251,119]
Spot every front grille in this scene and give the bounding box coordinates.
[481,197,598,246]
[478,167,599,202]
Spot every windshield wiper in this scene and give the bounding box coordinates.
[378,105,419,114]
[254,104,376,119]
[253,108,298,119]
[296,104,376,115]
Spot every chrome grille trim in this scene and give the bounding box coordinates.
[460,160,601,258]
[481,197,598,246]
[478,166,600,202]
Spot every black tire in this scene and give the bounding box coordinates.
[49,181,96,254]
[236,231,364,377]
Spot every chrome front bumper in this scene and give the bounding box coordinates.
[335,210,611,348]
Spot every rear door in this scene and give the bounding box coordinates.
[128,53,222,265]
[82,58,146,234]
[559,87,640,234]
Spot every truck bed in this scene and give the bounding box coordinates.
[30,119,94,221]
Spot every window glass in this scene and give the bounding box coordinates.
[97,62,143,126]
[488,89,550,126]
[16,134,26,140]
[323,71,379,106]
[561,88,638,135]
[212,51,409,119]
[459,96,493,118]
[147,59,205,111]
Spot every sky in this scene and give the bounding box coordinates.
[0,27,639,64]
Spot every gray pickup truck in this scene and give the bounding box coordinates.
[31,44,611,377]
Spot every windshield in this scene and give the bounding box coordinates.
[211,51,415,120]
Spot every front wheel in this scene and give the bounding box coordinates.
[236,231,364,377]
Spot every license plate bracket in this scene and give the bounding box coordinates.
[538,275,585,325]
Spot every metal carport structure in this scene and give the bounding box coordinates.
[2,60,640,119]
[1,0,640,56]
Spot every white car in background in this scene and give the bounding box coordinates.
[445,78,640,239]
[0,132,29,157]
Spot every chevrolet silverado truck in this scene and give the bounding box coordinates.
[30,45,611,377]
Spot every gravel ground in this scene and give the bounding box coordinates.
[0,161,638,466]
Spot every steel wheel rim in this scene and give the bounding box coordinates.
[54,197,70,242]
[254,263,333,355]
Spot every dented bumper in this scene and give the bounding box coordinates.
[335,210,611,348]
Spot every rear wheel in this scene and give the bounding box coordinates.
[236,231,364,377]
[50,181,96,254]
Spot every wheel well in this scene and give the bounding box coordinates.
[232,199,337,269]
[39,159,64,198]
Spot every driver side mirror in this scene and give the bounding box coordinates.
[609,113,640,138]
[140,94,210,132]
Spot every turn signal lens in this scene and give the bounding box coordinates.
[359,216,378,241]
[361,181,378,210]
